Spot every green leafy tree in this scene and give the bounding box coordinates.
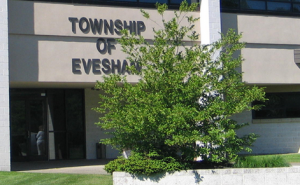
[94,1,266,171]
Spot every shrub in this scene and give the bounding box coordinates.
[95,0,266,173]
[233,155,290,168]
[105,153,191,175]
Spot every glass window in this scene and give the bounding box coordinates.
[221,0,300,15]
[221,0,240,9]
[65,89,85,159]
[269,0,291,2]
[140,0,168,3]
[68,132,85,159]
[293,3,300,11]
[48,90,65,132]
[267,2,291,11]
[170,0,191,4]
[103,0,137,2]
[53,132,67,159]
[23,0,196,8]
[10,100,27,158]
[65,90,84,132]
[253,93,300,119]
[241,0,266,10]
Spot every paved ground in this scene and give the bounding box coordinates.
[10,160,300,175]
[291,162,300,166]
[11,159,112,175]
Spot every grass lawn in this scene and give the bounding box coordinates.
[268,153,300,163]
[239,153,300,163]
[0,172,112,185]
[233,153,300,168]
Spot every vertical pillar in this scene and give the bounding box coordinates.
[0,0,10,171]
[196,0,222,161]
[200,0,221,45]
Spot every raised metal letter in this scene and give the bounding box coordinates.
[82,59,92,74]
[72,58,81,74]
[137,21,146,35]
[96,38,107,54]
[92,59,101,74]
[89,19,103,35]
[111,60,121,74]
[79,17,90,34]
[69,17,78,34]
[107,38,116,55]
[102,59,111,74]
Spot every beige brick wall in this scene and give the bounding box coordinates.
[233,111,300,154]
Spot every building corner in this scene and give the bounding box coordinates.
[0,0,10,171]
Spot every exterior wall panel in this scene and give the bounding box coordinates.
[9,1,200,40]
[222,13,300,45]
[84,88,119,159]
[222,13,300,84]
[232,111,300,154]
[241,48,299,84]
[8,0,200,85]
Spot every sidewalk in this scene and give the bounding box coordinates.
[11,160,300,175]
[291,162,300,166]
[11,159,112,175]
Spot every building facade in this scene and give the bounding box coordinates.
[1,0,300,171]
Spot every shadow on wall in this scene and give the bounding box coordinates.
[9,1,38,83]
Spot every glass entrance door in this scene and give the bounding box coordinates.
[10,98,47,161]
[10,88,85,161]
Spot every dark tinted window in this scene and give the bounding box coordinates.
[23,0,196,9]
[267,2,291,11]
[241,1,266,10]
[221,0,300,15]
[253,93,300,119]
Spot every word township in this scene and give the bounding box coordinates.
[69,17,146,35]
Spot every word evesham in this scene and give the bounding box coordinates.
[69,17,146,35]
[72,58,141,75]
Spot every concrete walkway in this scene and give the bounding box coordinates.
[11,160,300,175]
[291,162,300,166]
[11,159,112,175]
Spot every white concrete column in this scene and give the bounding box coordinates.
[200,0,221,45]
[0,0,10,171]
[196,0,222,161]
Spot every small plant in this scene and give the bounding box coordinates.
[105,152,191,175]
[233,155,290,168]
